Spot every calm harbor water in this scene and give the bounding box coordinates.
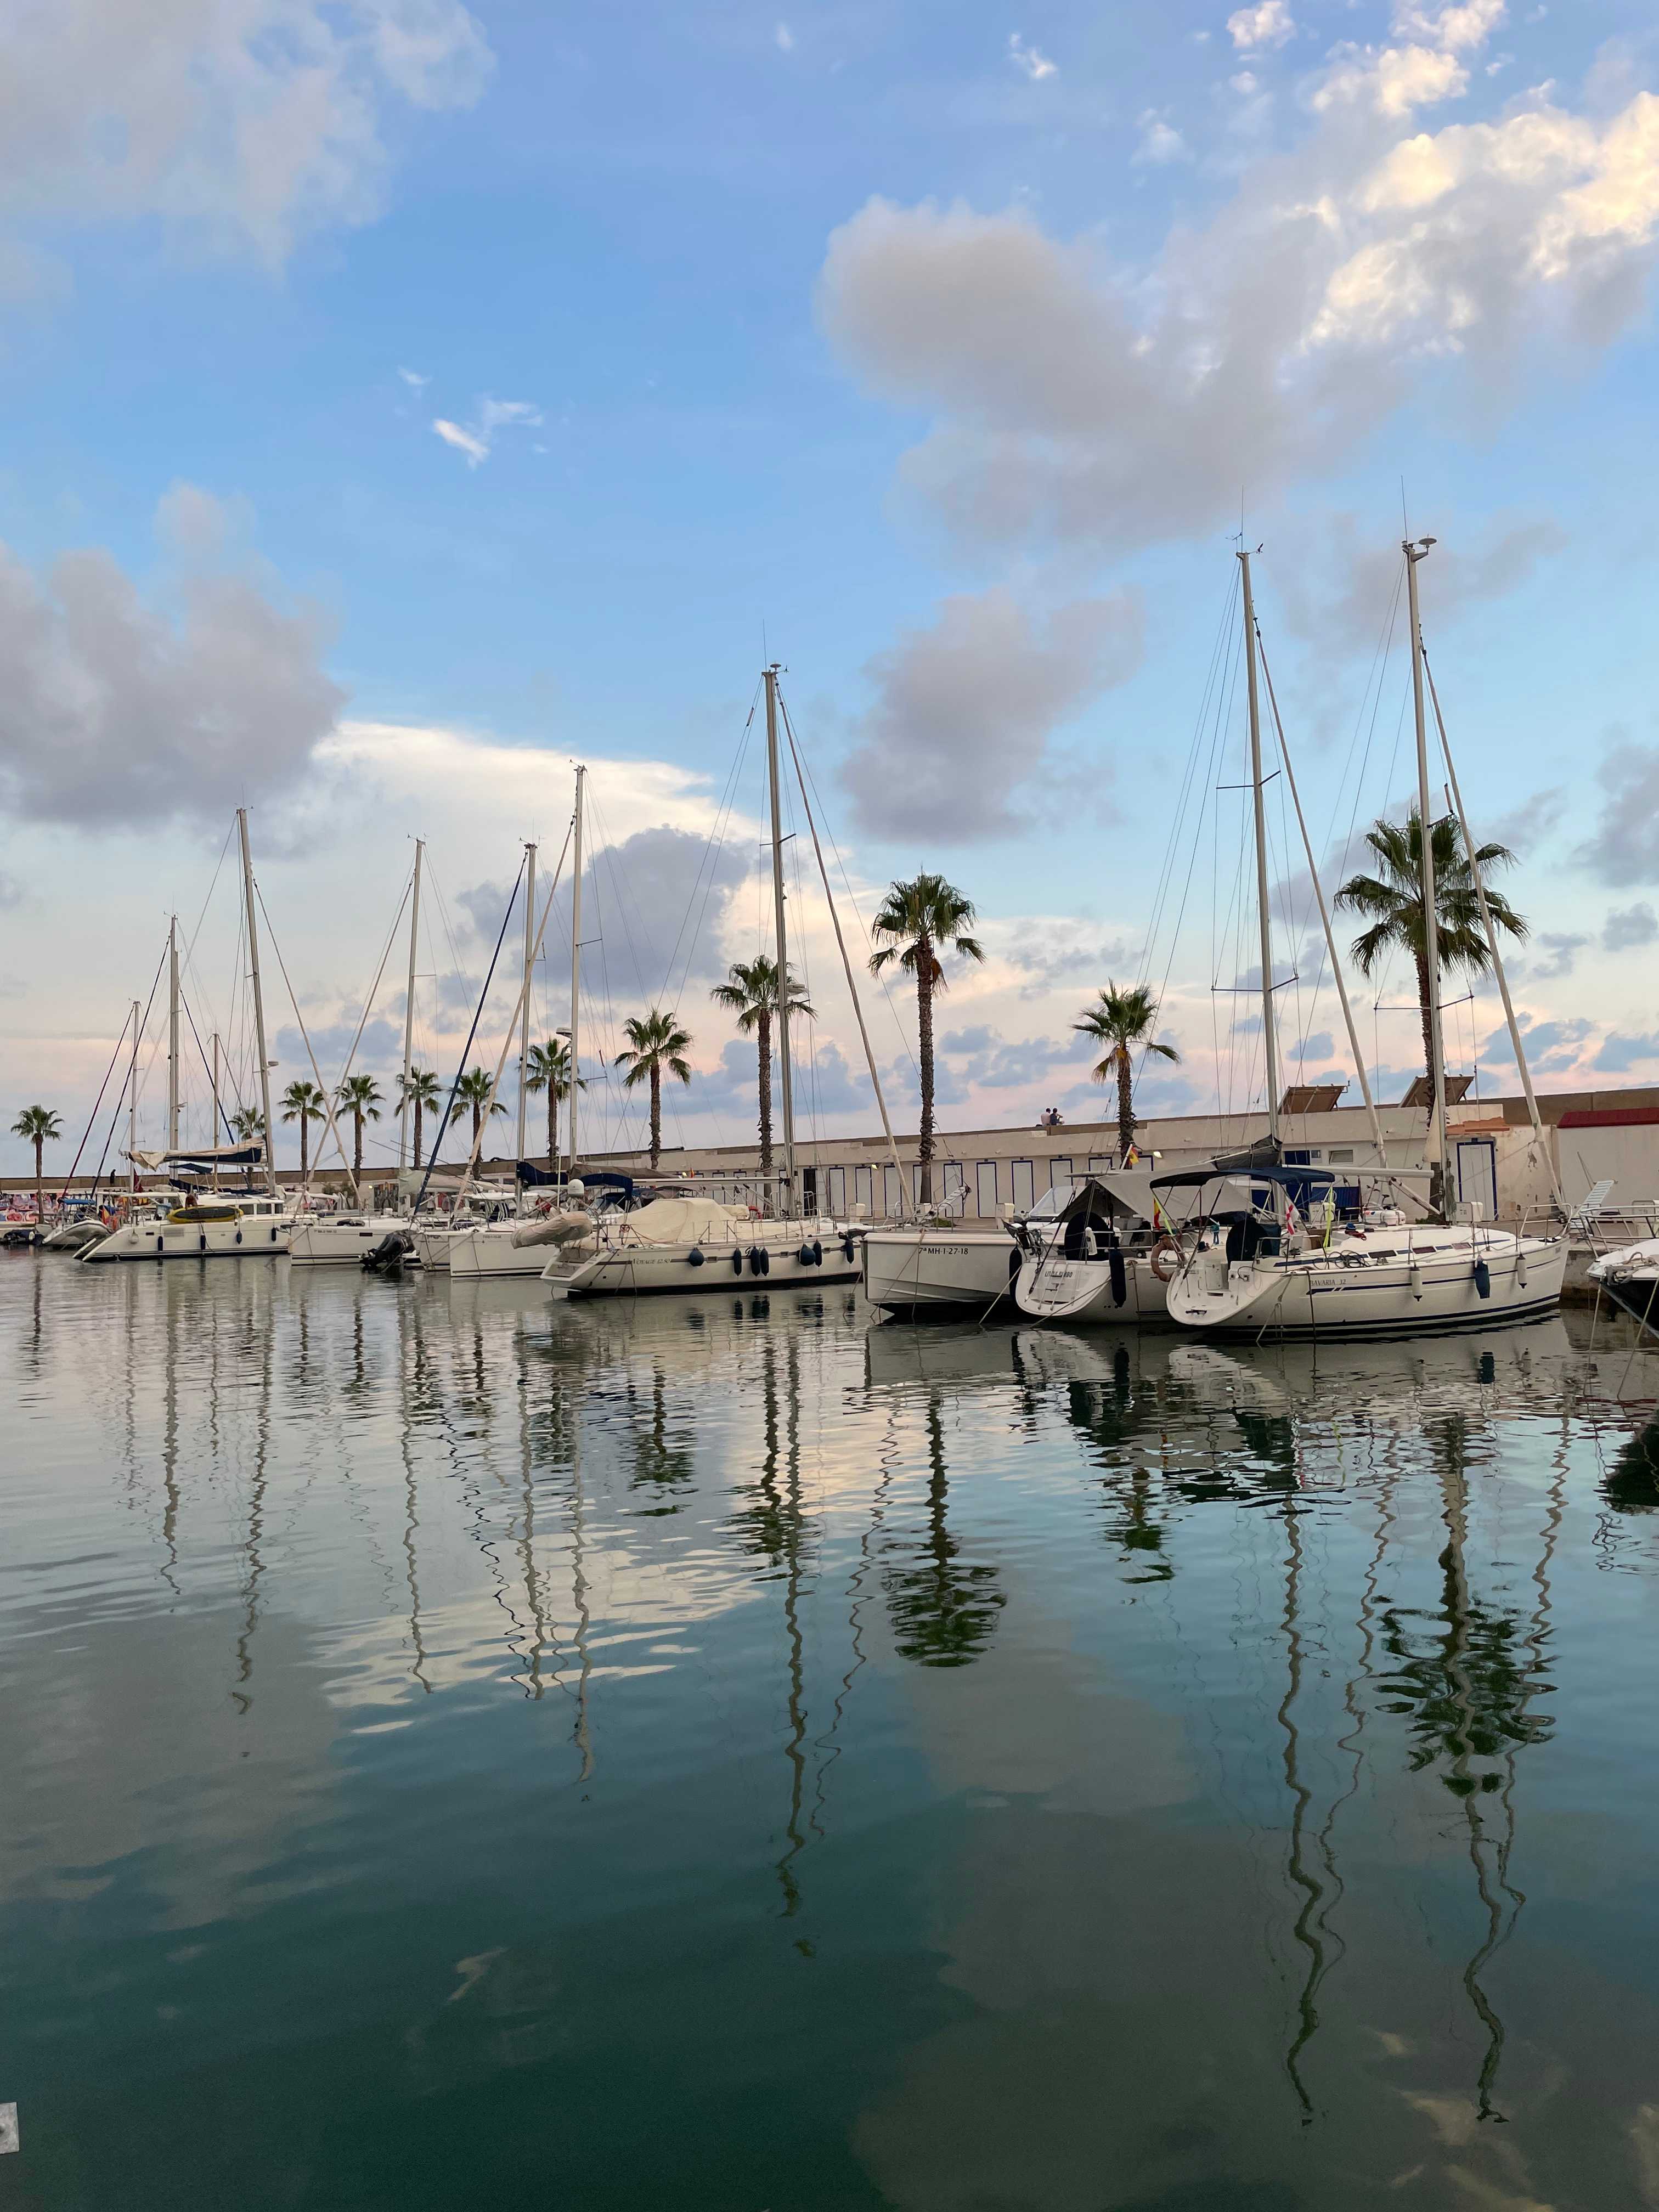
[7,1259,1659,2208]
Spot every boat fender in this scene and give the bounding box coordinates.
[759,1247,771,1276]
[687,1247,705,1268]
[199,1233,207,1254]
[235,1229,242,1245]
[797,1244,815,1267]
[156,1234,165,1256]
[1410,1263,1424,1301]
[1150,1237,1182,1284]
[731,1250,743,1276]
[811,1240,822,1266]
[1109,1248,1128,1307]
[1474,1259,1491,1300]
[1516,1250,1528,1289]
[842,1233,856,1262]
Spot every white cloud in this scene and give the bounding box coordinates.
[1008,33,1058,82]
[431,397,543,466]
[816,4,1659,558]
[776,21,794,52]
[838,584,1143,843]
[1392,0,1507,52]
[0,487,341,826]
[1133,114,1190,165]
[0,0,494,267]
[398,366,430,388]
[1227,2,1295,54]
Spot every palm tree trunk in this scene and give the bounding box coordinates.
[650,1067,662,1172]
[917,949,935,1206]
[300,1120,310,1186]
[1116,1047,1134,1160]
[757,1009,774,1207]
[34,1138,43,1221]
[471,1105,482,1146]
[354,1114,364,1181]
[548,1087,556,1171]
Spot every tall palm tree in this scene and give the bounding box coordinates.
[615,1008,693,1173]
[1335,812,1526,1120]
[279,1080,326,1186]
[868,873,984,1205]
[396,1065,441,1170]
[334,1073,383,1182]
[449,1065,507,1151]
[709,956,814,1209]
[1073,983,1181,1161]
[11,1104,61,1218]
[230,1105,266,1146]
[522,1040,585,1170]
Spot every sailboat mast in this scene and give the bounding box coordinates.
[568,767,585,1180]
[128,998,140,1194]
[1240,550,1281,1142]
[399,839,423,1173]
[211,1032,221,1193]
[237,808,278,1198]
[518,841,536,1167]
[1405,540,1449,1217]
[167,916,180,1153]
[765,664,797,1218]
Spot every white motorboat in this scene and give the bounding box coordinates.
[42,1216,110,1253]
[544,1194,861,1299]
[287,1213,416,1266]
[1012,1173,1203,1327]
[1160,1165,1564,1340]
[1587,1237,1659,1333]
[80,1193,298,1263]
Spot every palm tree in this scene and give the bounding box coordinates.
[334,1073,383,1182]
[1336,812,1526,1117]
[11,1105,61,1218]
[522,1040,585,1170]
[230,1105,266,1146]
[279,1080,326,1186]
[1073,983,1181,1161]
[449,1066,507,1152]
[615,1008,693,1172]
[868,873,984,1205]
[709,956,815,1209]
[396,1065,441,1170]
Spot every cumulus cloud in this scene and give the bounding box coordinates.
[838,585,1142,843]
[1524,929,1590,979]
[816,12,1659,556]
[0,487,342,827]
[1604,901,1659,951]
[1228,2,1295,54]
[1133,114,1190,166]
[0,0,493,266]
[1593,1030,1659,1073]
[1577,741,1659,886]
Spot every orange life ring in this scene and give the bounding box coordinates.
[1150,1235,1182,1284]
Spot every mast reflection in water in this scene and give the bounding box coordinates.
[10,1261,1659,2209]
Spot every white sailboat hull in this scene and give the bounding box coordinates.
[287,1216,409,1265]
[1014,1249,1172,1324]
[447,1227,557,1279]
[1166,1227,1566,1340]
[1587,1237,1659,1331]
[860,1229,1019,1312]
[546,1222,861,1299]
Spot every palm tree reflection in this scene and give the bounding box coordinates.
[882,1396,1003,1667]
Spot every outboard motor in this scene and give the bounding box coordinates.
[362,1231,413,1275]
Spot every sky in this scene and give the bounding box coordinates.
[5,0,1659,1178]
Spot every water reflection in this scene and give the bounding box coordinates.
[10,1265,1659,2207]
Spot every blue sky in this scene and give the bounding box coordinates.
[5,0,1659,1175]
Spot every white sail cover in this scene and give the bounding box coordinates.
[624,1197,748,1244]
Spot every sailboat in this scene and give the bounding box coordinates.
[543,682,867,1299]
[1165,539,1567,1340]
[84,816,305,1263]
